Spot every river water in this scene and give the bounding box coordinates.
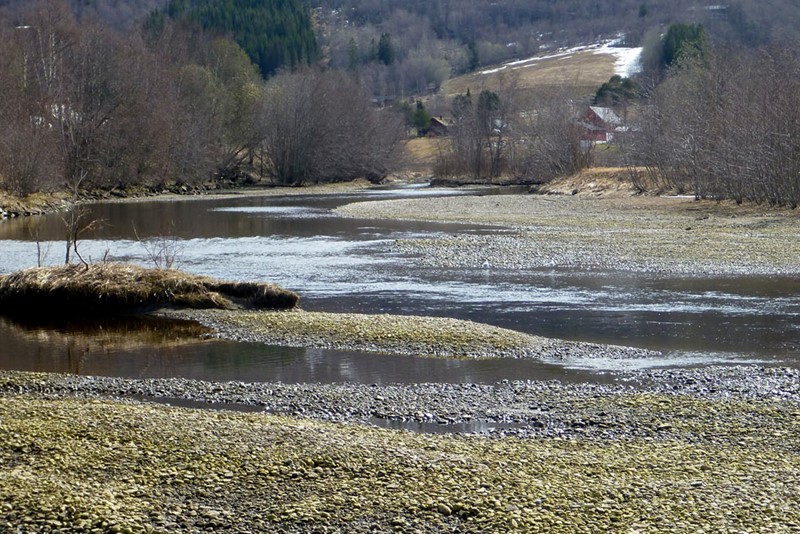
[1,185,799,384]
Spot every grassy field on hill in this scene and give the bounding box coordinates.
[441,47,620,99]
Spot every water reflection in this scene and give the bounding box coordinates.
[1,314,212,341]
[0,187,495,242]
[0,314,615,383]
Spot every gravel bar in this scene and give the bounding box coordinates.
[1,367,800,532]
[161,309,658,361]
[337,193,800,275]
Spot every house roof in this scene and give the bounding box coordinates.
[589,106,622,126]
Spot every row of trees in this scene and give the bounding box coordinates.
[434,83,588,183]
[0,0,399,196]
[628,45,800,207]
[5,0,800,205]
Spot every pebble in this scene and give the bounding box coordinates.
[436,504,452,515]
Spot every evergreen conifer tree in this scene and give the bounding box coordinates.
[377,33,395,65]
[412,100,431,134]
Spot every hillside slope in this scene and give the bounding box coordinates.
[441,42,641,99]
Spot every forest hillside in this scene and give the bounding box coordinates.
[3,0,800,207]
[2,0,799,97]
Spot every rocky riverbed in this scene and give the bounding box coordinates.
[336,192,800,275]
[2,366,799,439]
[1,367,800,532]
[4,180,800,531]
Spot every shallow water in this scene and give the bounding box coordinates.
[1,185,799,383]
[0,315,602,384]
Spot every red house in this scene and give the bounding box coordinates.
[578,106,625,144]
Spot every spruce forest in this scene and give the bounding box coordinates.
[156,0,318,77]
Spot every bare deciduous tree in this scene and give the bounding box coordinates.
[437,86,513,182]
[628,45,800,207]
[511,92,589,183]
[262,69,402,185]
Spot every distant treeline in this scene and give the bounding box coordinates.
[318,0,800,97]
[0,0,318,79]
[3,0,800,99]
[0,0,399,196]
[0,0,168,30]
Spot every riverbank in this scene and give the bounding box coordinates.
[0,178,386,218]
[1,368,799,532]
[0,191,69,219]
[336,177,800,276]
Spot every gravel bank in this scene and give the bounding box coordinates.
[2,366,798,440]
[161,309,658,361]
[1,368,799,532]
[336,193,800,275]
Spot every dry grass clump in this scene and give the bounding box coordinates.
[0,263,298,316]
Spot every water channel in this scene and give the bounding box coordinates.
[1,185,799,385]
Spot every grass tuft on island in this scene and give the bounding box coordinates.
[0,263,299,316]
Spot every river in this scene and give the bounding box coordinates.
[1,185,799,384]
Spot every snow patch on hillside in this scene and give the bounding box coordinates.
[480,39,642,78]
[593,42,642,77]
[479,45,590,75]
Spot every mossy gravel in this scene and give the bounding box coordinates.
[2,391,800,533]
[165,309,656,360]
